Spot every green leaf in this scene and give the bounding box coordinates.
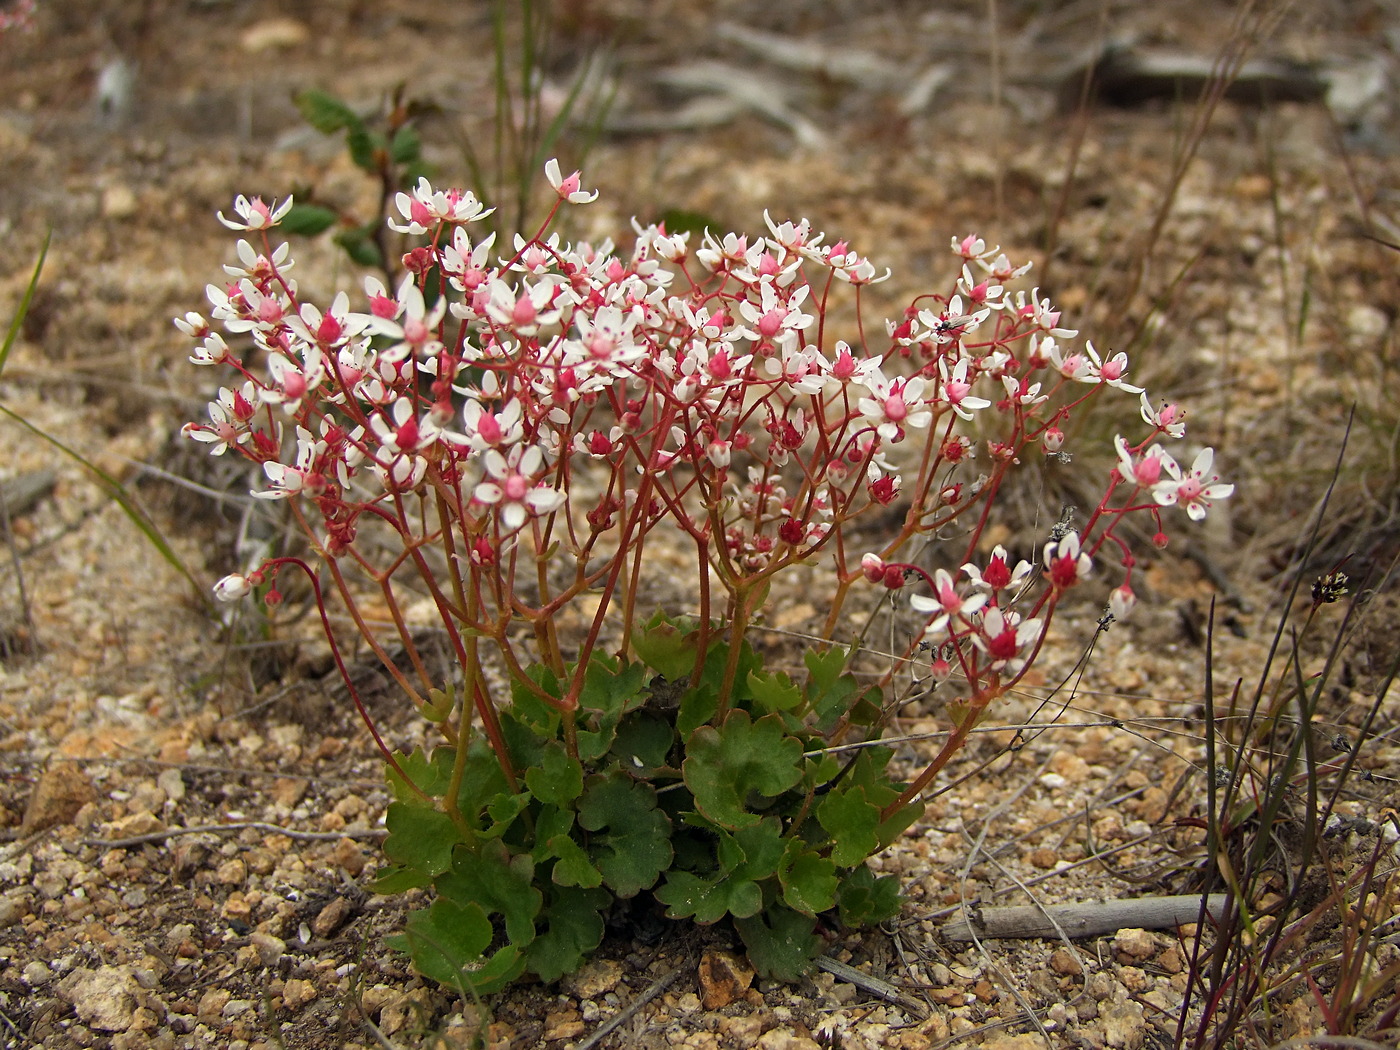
[610,713,675,776]
[369,864,430,894]
[656,869,761,924]
[525,887,608,983]
[777,840,837,916]
[576,654,649,761]
[532,806,601,887]
[816,786,882,868]
[436,839,541,951]
[525,742,584,806]
[294,89,362,134]
[347,126,382,172]
[684,711,805,829]
[805,646,860,731]
[547,833,603,888]
[656,818,781,923]
[386,745,452,800]
[509,663,564,735]
[332,225,382,268]
[835,865,903,928]
[734,906,822,980]
[395,896,496,988]
[630,612,698,681]
[381,800,457,879]
[727,819,785,879]
[747,668,803,713]
[280,203,339,237]
[390,123,422,165]
[577,771,673,898]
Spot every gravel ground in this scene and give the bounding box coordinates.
[2,2,1399,1048]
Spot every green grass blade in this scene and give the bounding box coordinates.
[0,405,207,602]
[0,229,50,379]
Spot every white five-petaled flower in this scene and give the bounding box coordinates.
[359,276,447,361]
[1153,447,1234,521]
[1044,531,1092,590]
[858,368,932,442]
[1085,341,1142,393]
[370,398,442,458]
[1140,393,1187,439]
[910,568,989,642]
[223,239,293,281]
[973,606,1043,674]
[544,158,598,204]
[1114,435,1176,489]
[962,546,1033,594]
[940,358,992,420]
[184,381,257,455]
[254,427,324,501]
[388,177,493,234]
[474,445,566,531]
[218,194,293,232]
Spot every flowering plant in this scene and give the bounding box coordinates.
[180,163,1232,990]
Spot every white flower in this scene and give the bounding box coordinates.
[544,158,598,204]
[217,194,293,232]
[1044,531,1092,589]
[474,445,566,531]
[1154,447,1234,521]
[213,574,253,602]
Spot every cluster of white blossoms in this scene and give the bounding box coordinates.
[181,163,1231,677]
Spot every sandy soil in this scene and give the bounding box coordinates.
[1,2,1398,1049]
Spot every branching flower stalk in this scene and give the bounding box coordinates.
[181,165,1233,986]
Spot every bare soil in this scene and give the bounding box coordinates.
[2,3,1398,1049]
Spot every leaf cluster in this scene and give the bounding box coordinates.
[374,615,909,993]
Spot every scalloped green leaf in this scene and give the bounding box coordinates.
[816,785,882,868]
[436,839,541,951]
[747,668,802,713]
[578,772,673,898]
[630,612,698,681]
[684,711,805,829]
[835,865,903,928]
[380,800,457,880]
[805,646,859,730]
[778,840,837,916]
[386,745,452,801]
[525,742,584,806]
[526,887,608,983]
[735,906,822,980]
[394,896,495,988]
[611,713,675,776]
[577,654,650,762]
[655,869,762,924]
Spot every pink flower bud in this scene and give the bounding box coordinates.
[882,565,905,590]
[861,553,885,583]
[1043,426,1065,452]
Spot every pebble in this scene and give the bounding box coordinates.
[239,17,310,52]
[58,965,140,1032]
[698,949,754,1010]
[281,978,316,1009]
[311,896,353,938]
[562,958,624,999]
[20,763,96,835]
